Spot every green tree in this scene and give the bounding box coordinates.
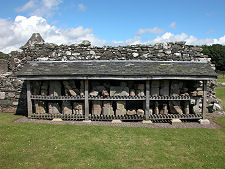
[202,44,225,71]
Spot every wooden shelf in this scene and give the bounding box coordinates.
[30,95,85,100]
[149,96,191,100]
[88,95,146,100]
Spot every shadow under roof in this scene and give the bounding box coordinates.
[17,60,217,80]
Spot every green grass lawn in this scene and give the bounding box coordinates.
[217,75,225,83]
[215,86,225,110]
[0,113,225,169]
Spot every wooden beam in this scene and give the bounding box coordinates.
[26,80,32,118]
[84,79,89,120]
[202,80,207,119]
[145,80,150,120]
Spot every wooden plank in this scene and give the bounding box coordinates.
[18,76,217,81]
[26,80,32,118]
[202,80,207,119]
[145,80,150,120]
[84,79,89,120]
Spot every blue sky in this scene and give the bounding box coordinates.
[0,0,225,53]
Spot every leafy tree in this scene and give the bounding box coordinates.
[201,44,225,71]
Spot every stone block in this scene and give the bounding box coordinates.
[112,120,122,123]
[48,102,61,114]
[184,101,189,114]
[89,91,98,96]
[52,118,63,122]
[102,107,114,115]
[127,110,136,115]
[116,101,126,109]
[110,86,129,96]
[103,101,112,108]
[92,101,102,115]
[137,109,144,115]
[0,92,5,100]
[171,118,182,124]
[142,120,153,124]
[34,101,46,114]
[62,101,72,115]
[130,89,135,96]
[136,90,145,96]
[116,109,126,116]
[199,119,210,125]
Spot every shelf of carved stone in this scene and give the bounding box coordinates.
[149,96,191,100]
[149,113,202,120]
[88,95,146,100]
[30,113,85,120]
[91,114,145,121]
[30,95,85,100]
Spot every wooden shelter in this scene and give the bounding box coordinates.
[17,60,217,122]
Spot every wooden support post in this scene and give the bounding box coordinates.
[84,79,89,120]
[145,80,150,120]
[202,80,207,119]
[26,80,32,118]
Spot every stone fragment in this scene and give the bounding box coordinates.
[184,101,189,114]
[136,90,145,96]
[199,119,210,125]
[142,120,153,124]
[112,120,122,123]
[63,81,78,96]
[89,91,99,96]
[171,118,182,124]
[116,109,126,116]
[52,118,63,122]
[102,90,109,97]
[102,107,114,115]
[73,102,84,115]
[154,101,159,114]
[197,91,203,96]
[35,101,46,114]
[48,102,61,114]
[171,106,183,115]
[110,86,129,96]
[127,110,136,115]
[92,101,102,115]
[130,89,135,96]
[117,101,126,109]
[137,109,144,116]
[0,92,6,100]
[62,101,72,115]
[49,81,61,96]
[162,104,168,115]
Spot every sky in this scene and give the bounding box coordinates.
[0,0,225,53]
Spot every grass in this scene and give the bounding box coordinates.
[0,113,225,169]
[217,73,225,83]
[215,86,225,110]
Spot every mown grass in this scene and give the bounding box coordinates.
[0,113,225,169]
[215,86,225,110]
[217,74,225,83]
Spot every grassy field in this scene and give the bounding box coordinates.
[217,74,225,83]
[0,113,225,169]
[215,86,225,110]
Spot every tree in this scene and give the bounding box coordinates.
[201,44,225,71]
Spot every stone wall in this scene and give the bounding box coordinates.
[0,38,219,114]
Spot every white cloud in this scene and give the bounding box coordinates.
[112,37,141,46]
[16,0,63,17]
[0,16,106,53]
[136,27,165,35]
[169,22,176,29]
[78,3,86,11]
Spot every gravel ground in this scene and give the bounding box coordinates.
[14,112,225,129]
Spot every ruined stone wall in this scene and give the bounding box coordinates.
[0,41,219,114]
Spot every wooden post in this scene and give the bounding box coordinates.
[202,80,207,119]
[84,79,89,120]
[145,80,150,120]
[26,80,32,118]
